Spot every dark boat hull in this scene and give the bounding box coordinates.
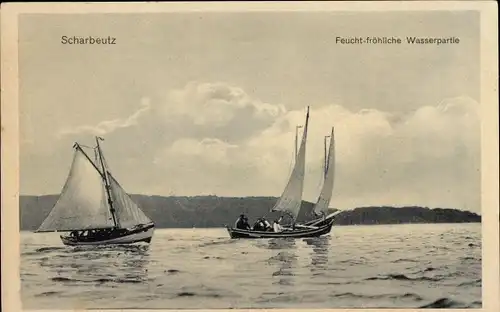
[226,219,334,239]
[60,223,155,246]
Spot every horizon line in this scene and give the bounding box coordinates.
[18,193,481,214]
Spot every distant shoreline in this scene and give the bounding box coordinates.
[18,193,481,213]
[19,194,481,231]
[19,222,481,232]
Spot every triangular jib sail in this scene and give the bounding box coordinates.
[313,127,335,215]
[271,106,310,222]
[108,174,153,228]
[36,146,115,232]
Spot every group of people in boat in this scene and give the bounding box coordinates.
[68,228,123,240]
[235,214,284,232]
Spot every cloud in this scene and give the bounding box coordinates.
[159,138,239,164]
[57,97,152,138]
[154,82,286,144]
[152,93,480,211]
[165,81,285,126]
[56,81,286,150]
[37,81,479,211]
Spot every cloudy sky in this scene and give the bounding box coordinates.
[19,11,480,211]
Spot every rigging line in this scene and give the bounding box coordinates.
[78,144,97,150]
[74,144,105,179]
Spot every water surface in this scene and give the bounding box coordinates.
[21,223,481,309]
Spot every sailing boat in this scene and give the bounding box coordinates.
[35,137,155,246]
[226,107,334,239]
[301,127,342,228]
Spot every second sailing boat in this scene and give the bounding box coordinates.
[226,107,335,239]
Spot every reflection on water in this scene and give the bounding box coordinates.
[22,225,482,309]
[266,238,297,286]
[30,244,151,285]
[304,236,329,273]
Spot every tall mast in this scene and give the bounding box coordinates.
[95,136,118,228]
[94,147,99,164]
[329,126,334,172]
[324,134,331,178]
[295,125,303,161]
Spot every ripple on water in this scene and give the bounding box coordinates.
[35,291,61,297]
[20,225,482,309]
[365,273,441,282]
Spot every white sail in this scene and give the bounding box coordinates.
[92,138,153,229]
[36,148,115,232]
[271,107,309,221]
[108,174,153,228]
[313,127,335,215]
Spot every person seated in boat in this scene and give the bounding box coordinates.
[252,218,265,231]
[311,210,322,219]
[235,214,251,230]
[95,229,106,238]
[263,218,272,231]
[252,217,269,231]
[242,216,251,229]
[97,229,109,238]
[90,229,101,238]
[273,218,284,233]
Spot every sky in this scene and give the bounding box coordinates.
[19,11,481,212]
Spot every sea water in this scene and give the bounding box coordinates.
[20,223,481,309]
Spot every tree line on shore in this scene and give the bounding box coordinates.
[19,194,481,231]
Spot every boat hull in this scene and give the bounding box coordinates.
[60,224,155,246]
[226,219,334,239]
